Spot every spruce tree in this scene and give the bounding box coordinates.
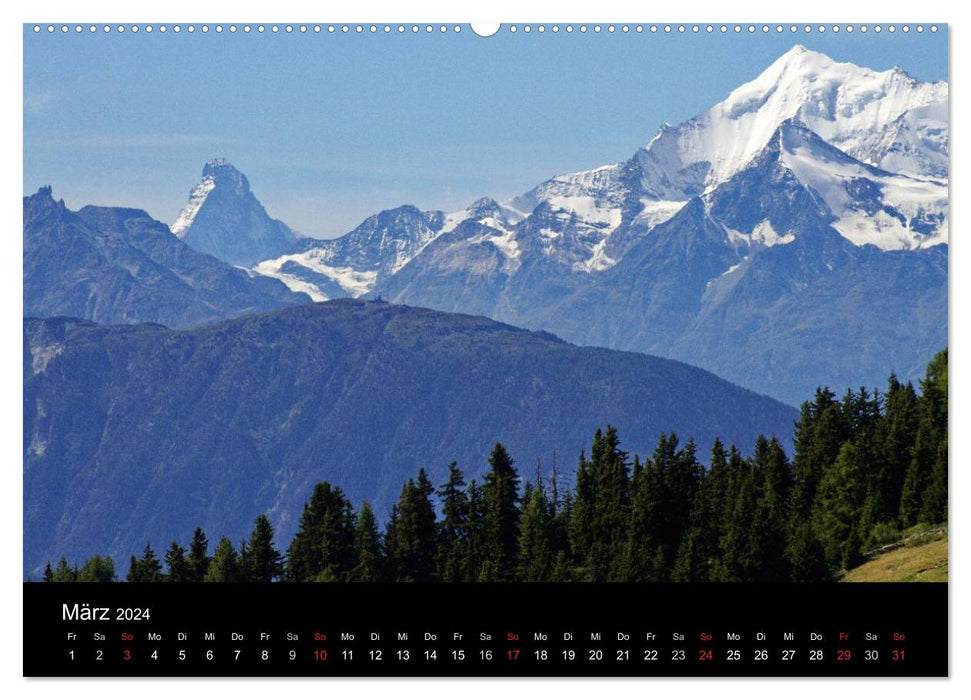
[43,561,53,583]
[749,436,791,580]
[785,523,831,582]
[436,463,469,582]
[591,426,631,580]
[568,451,595,578]
[349,501,383,582]
[165,541,190,583]
[814,441,867,570]
[126,555,140,583]
[900,421,935,527]
[671,526,706,582]
[128,544,163,582]
[285,482,356,582]
[919,438,947,524]
[482,443,520,580]
[205,537,241,582]
[187,527,211,583]
[624,452,664,582]
[464,480,486,581]
[790,389,848,521]
[879,376,919,522]
[714,466,757,582]
[78,555,116,583]
[388,469,437,582]
[516,479,554,581]
[240,515,283,582]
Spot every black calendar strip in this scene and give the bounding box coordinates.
[24,582,947,677]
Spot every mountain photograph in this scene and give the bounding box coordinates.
[23,33,947,584]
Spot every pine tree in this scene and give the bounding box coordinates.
[43,561,54,583]
[671,439,735,583]
[187,527,210,583]
[205,537,241,582]
[241,515,283,582]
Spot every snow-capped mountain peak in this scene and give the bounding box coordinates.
[171,158,253,237]
[249,46,947,304]
[201,157,250,193]
[171,159,297,267]
[634,45,947,202]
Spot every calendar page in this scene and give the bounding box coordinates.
[22,21,948,677]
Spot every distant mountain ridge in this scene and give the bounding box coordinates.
[23,299,797,578]
[23,188,309,329]
[24,46,948,405]
[251,46,947,303]
[239,46,946,405]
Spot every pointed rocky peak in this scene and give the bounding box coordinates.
[361,205,436,238]
[468,196,502,220]
[172,158,251,237]
[644,122,673,148]
[23,186,67,226]
[200,157,250,194]
[25,185,56,208]
[171,159,297,267]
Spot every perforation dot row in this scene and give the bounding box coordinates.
[506,24,938,34]
[31,23,940,35]
[32,24,466,34]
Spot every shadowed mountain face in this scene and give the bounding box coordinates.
[23,188,309,329]
[23,300,797,578]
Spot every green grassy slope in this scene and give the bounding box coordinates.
[842,530,948,582]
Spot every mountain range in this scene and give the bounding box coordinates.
[23,187,309,329]
[190,45,945,406]
[24,46,947,405]
[23,300,796,578]
[22,44,948,577]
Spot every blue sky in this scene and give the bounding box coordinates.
[24,25,947,238]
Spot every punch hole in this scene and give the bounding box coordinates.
[470,23,500,37]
